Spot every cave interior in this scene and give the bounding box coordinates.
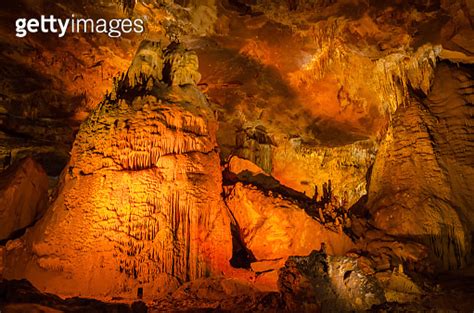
[0,0,473,312]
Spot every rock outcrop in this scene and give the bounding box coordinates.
[2,41,233,300]
[224,182,354,289]
[278,250,386,313]
[367,63,474,271]
[225,183,354,260]
[0,157,49,241]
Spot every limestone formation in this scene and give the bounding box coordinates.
[2,42,233,299]
[0,157,49,241]
[235,126,274,173]
[272,139,377,207]
[367,64,474,270]
[224,182,354,289]
[126,41,165,87]
[376,270,424,303]
[0,0,473,311]
[227,155,266,177]
[278,250,386,313]
[165,44,202,86]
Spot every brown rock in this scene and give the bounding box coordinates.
[0,157,48,241]
[384,272,424,303]
[172,277,257,301]
[278,251,386,313]
[0,279,139,313]
[150,276,285,312]
[0,246,5,279]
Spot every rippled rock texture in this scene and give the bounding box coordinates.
[2,41,233,299]
[367,63,474,270]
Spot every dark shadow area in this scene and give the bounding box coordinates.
[0,279,148,313]
[306,117,370,147]
[0,140,69,176]
[0,222,35,246]
[229,222,256,269]
[0,53,86,119]
[0,114,75,143]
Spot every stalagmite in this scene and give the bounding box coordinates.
[2,41,233,300]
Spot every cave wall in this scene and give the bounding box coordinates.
[367,63,474,270]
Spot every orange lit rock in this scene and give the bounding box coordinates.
[224,182,354,290]
[367,64,474,271]
[2,42,233,300]
[193,2,443,207]
[0,157,48,241]
[272,139,377,206]
[228,156,266,177]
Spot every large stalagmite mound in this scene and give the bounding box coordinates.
[1,41,233,300]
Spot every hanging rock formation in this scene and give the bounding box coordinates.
[235,126,274,174]
[1,41,233,300]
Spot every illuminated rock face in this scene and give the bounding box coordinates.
[224,182,354,290]
[271,140,377,207]
[225,183,354,261]
[2,42,233,299]
[0,157,49,241]
[367,64,474,270]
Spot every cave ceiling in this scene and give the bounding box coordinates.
[1,0,472,190]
